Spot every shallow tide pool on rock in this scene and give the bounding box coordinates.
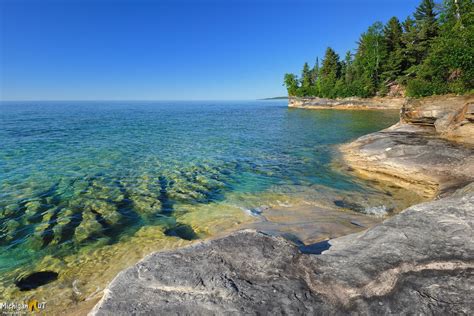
[0,101,420,314]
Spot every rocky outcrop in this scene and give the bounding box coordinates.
[401,95,474,145]
[288,96,405,110]
[340,123,474,198]
[90,184,474,315]
[340,95,474,198]
[290,94,474,144]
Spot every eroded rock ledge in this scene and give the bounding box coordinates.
[340,123,474,198]
[288,96,405,110]
[340,95,474,198]
[90,184,474,315]
[401,94,474,145]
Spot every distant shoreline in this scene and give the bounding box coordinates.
[259,96,288,100]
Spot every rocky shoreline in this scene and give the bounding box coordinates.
[341,95,474,198]
[91,186,474,315]
[288,96,405,110]
[90,95,474,315]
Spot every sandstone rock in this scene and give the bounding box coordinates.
[288,96,405,110]
[401,95,474,144]
[289,95,474,144]
[401,95,472,125]
[90,186,474,315]
[387,82,405,97]
[340,123,474,198]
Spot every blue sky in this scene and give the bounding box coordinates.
[0,0,420,100]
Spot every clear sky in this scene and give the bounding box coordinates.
[0,0,420,100]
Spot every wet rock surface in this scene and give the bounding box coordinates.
[90,185,474,315]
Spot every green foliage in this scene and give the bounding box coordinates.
[319,47,341,98]
[406,79,439,96]
[283,0,474,98]
[407,0,474,96]
[299,62,313,96]
[283,73,299,96]
[414,0,438,34]
[354,22,387,93]
[382,17,404,82]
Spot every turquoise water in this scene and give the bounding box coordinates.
[0,101,398,281]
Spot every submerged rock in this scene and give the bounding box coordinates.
[164,223,199,241]
[334,199,364,212]
[15,271,58,291]
[90,185,474,315]
[334,199,390,217]
[249,205,270,216]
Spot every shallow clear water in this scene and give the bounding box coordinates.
[0,100,399,303]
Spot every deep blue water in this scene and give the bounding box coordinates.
[0,100,398,274]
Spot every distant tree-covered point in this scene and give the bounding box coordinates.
[284,0,473,98]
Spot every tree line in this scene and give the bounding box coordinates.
[284,0,473,98]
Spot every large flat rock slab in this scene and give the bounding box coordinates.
[90,185,474,315]
[341,123,474,198]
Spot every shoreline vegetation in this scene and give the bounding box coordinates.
[283,0,473,99]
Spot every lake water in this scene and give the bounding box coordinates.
[0,100,403,311]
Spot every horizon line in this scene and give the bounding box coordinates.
[0,98,279,102]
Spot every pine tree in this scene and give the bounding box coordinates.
[343,51,355,96]
[311,58,321,96]
[319,47,341,98]
[384,17,403,53]
[300,62,313,96]
[414,0,438,38]
[343,51,353,83]
[413,0,439,63]
[400,16,419,80]
[382,17,404,82]
[311,58,319,84]
[353,22,387,95]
